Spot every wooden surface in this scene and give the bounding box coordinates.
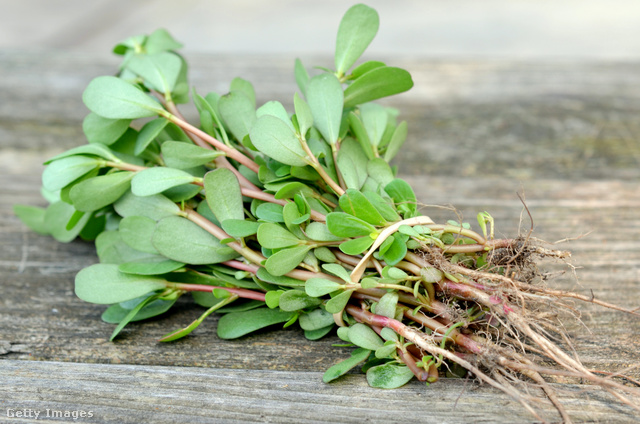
[1,51,640,423]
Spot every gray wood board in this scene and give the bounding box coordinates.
[1,51,639,422]
[1,359,637,424]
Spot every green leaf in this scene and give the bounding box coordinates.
[255,202,285,223]
[135,118,168,155]
[304,324,335,341]
[305,278,344,297]
[42,156,101,191]
[363,191,400,222]
[343,67,413,108]
[45,144,120,165]
[161,141,223,168]
[217,307,295,339]
[109,294,160,341]
[294,92,313,137]
[42,201,89,242]
[95,231,153,265]
[337,137,368,190]
[257,223,301,249]
[314,247,337,263]
[383,120,407,162]
[119,215,159,253]
[218,91,256,142]
[350,60,386,79]
[305,222,343,242]
[323,347,371,383]
[306,73,343,145]
[250,115,309,167]
[204,168,244,223]
[144,28,183,54]
[366,363,415,389]
[82,113,131,145]
[161,183,201,202]
[118,256,184,275]
[152,216,238,264]
[83,76,163,119]
[256,267,305,288]
[375,292,399,319]
[348,111,374,160]
[114,191,180,221]
[366,158,395,187]
[264,245,311,276]
[379,233,407,266]
[265,290,283,308]
[220,219,260,238]
[374,343,397,359]
[334,4,379,75]
[193,90,223,138]
[70,171,134,212]
[75,263,166,304]
[322,263,352,283]
[339,236,374,255]
[256,101,295,132]
[278,290,322,311]
[131,167,198,196]
[326,212,376,238]
[360,103,388,147]
[14,205,48,235]
[294,58,309,96]
[230,77,256,107]
[324,289,354,314]
[274,182,315,200]
[299,308,335,331]
[385,178,417,215]
[339,189,386,226]
[126,52,182,94]
[101,295,177,324]
[348,323,384,350]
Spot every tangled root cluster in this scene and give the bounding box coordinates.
[409,235,640,423]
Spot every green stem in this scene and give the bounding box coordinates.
[104,160,147,172]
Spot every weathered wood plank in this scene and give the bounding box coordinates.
[1,52,639,422]
[1,360,638,424]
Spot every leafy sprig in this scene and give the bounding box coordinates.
[15,4,640,419]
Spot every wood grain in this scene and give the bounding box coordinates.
[1,51,639,423]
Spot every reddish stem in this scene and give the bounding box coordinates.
[169,283,266,301]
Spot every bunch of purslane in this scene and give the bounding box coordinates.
[15,5,639,422]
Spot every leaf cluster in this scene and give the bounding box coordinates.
[15,4,498,390]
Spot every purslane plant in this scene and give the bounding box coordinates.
[14,4,640,422]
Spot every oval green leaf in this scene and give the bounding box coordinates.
[83,76,163,119]
[306,73,343,145]
[82,113,131,145]
[257,223,301,249]
[343,67,413,108]
[334,4,379,75]
[250,115,309,167]
[326,212,376,238]
[75,263,166,304]
[217,307,295,339]
[264,245,311,276]
[152,216,238,265]
[131,167,198,197]
[70,171,134,212]
[366,363,415,389]
[162,141,224,169]
[204,168,244,223]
